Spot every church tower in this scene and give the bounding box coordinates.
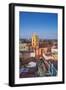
[32,34,39,49]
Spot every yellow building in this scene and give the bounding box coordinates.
[32,34,39,49]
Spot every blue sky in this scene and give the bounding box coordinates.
[19,12,58,39]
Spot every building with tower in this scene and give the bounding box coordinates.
[32,34,39,49]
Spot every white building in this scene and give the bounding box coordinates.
[19,43,29,52]
[51,48,58,53]
[30,52,35,57]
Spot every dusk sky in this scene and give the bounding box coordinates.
[19,12,58,39]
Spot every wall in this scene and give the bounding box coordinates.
[0,0,66,90]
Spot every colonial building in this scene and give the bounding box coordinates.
[31,34,53,59]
